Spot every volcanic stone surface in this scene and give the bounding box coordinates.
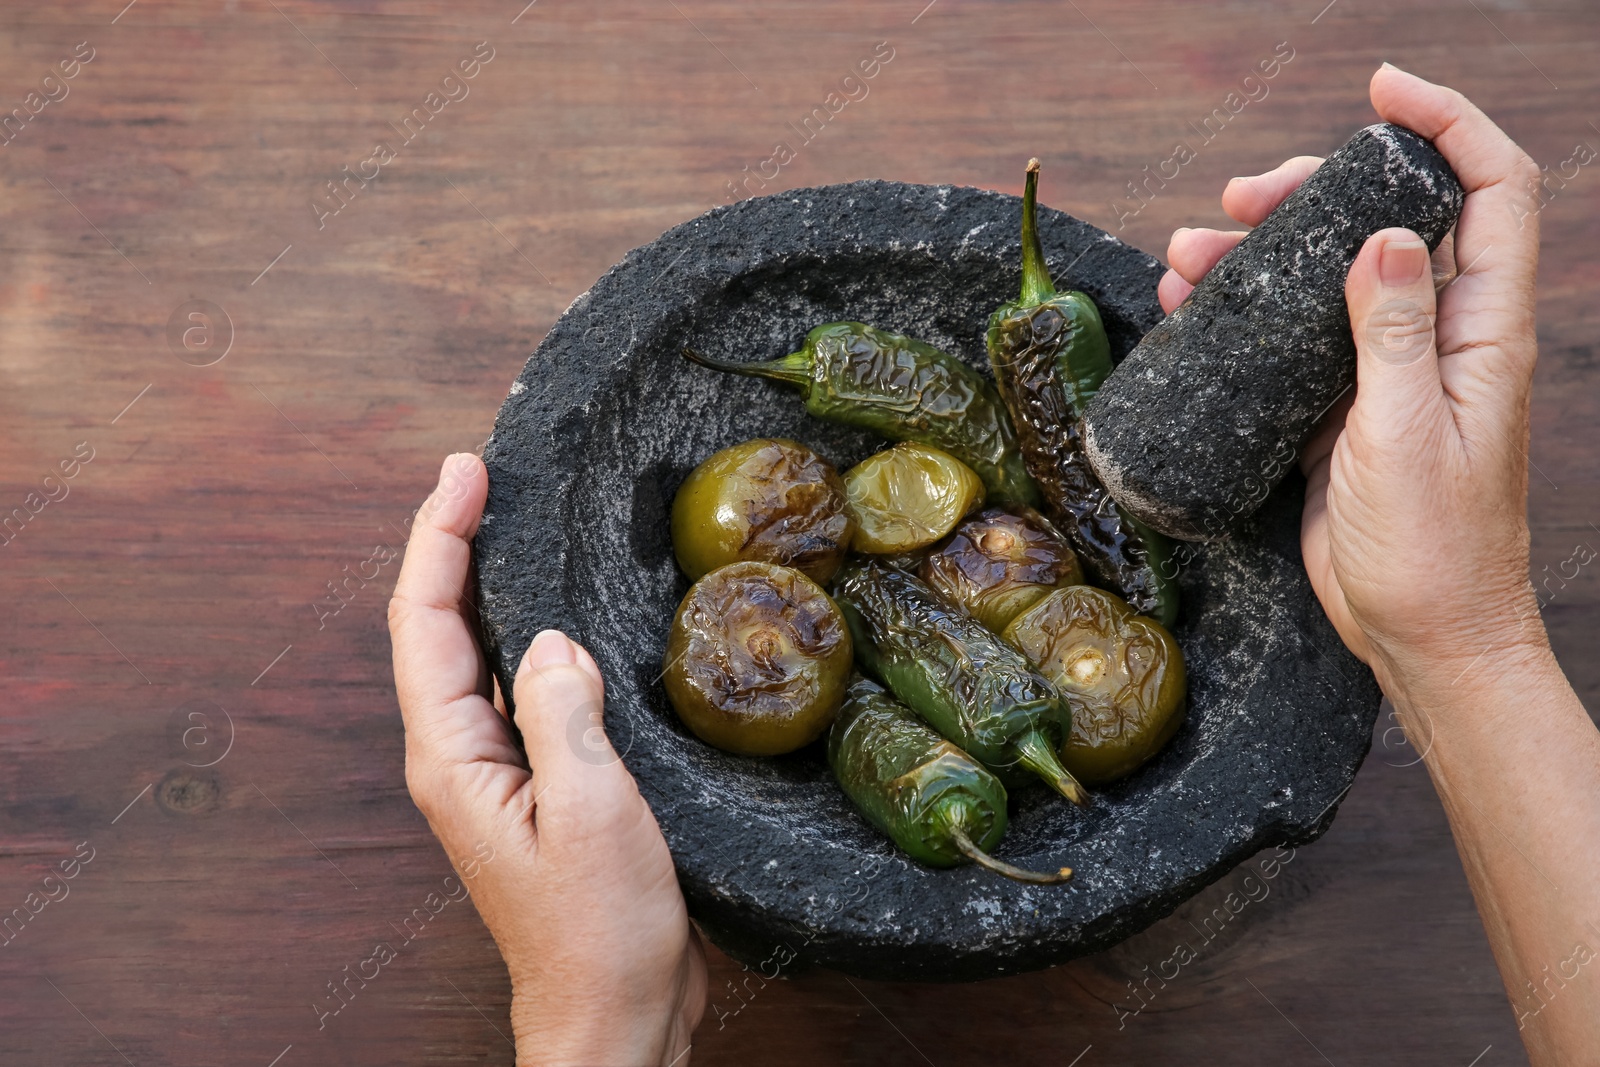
[1083,123,1464,542]
[474,180,1382,982]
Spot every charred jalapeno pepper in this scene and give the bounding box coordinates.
[671,438,855,585]
[843,442,986,555]
[1004,585,1186,785]
[920,507,1084,634]
[986,160,1178,627]
[683,323,1040,510]
[663,561,854,756]
[831,558,1087,804]
[828,676,1072,884]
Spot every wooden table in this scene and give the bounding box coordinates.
[3,1,1595,1063]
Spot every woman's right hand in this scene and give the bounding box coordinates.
[1162,67,1600,1065]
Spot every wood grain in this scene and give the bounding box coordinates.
[1,1,1595,1064]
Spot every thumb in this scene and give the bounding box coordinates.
[1344,227,1450,449]
[512,630,633,804]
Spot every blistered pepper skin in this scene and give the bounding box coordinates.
[827,677,1007,867]
[828,677,1072,883]
[683,323,1040,510]
[831,559,1086,803]
[985,161,1178,628]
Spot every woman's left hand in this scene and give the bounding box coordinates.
[388,452,707,1066]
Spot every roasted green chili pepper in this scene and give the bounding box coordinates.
[986,160,1178,627]
[828,676,1072,884]
[831,558,1087,804]
[683,323,1040,510]
[1005,585,1186,785]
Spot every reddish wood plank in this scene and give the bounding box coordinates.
[2,1,1596,1064]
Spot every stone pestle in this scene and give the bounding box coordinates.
[1082,122,1464,542]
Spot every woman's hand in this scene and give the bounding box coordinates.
[1161,64,1547,700]
[1164,66,1600,1064]
[388,453,706,1066]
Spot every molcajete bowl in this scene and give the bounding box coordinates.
[473,180,1382,982]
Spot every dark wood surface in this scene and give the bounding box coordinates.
[2,1,1596,1064]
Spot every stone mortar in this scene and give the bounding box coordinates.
[473,180,1382,982]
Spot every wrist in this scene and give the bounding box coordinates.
[1377,632,1562,731]
[510,981,682,1067]
[1361,592,1552,706]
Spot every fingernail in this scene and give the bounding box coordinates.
[1379,239,1429,286]
[1380,61,1398,71]
[520,629,576,676]
[1173,226,1192,237]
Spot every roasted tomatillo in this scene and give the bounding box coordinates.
[920,507,1084,633]
[671,438,854,585]
[828,677,1072,884]
[843,443,985,555]
[1004,585,1185,784]
[663,561,853,756]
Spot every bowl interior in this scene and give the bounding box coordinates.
[592,247,1188,834]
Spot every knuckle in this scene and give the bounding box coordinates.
[386,593,412,632]
[1511,155,1541,189]
[539,780,637,839]
[514,661,596,707]
[403,752,441,814]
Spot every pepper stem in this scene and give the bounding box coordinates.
[680,346,813,392]
[1019,158,1057,306]
[1013,728,1090,806]
[946,815,1073,885]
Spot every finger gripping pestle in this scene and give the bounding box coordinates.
[1081,122,1464,542]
